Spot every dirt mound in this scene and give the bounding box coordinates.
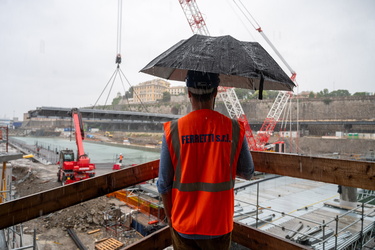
[24,196,114,234]
[11,161,110,232]
[22,196,142,249]
[9,159,143,249]
[12,163,60,198]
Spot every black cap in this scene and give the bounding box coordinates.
[185,70,220,89]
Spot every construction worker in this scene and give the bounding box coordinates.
[157,70,254,249]
[118,153,123,163]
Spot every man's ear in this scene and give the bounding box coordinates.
[188,90,192,98]
[213,88,218,98]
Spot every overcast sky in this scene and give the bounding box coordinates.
[1,0,374,120]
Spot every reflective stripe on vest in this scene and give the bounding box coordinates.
[170,118,240,192]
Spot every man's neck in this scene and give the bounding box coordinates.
[188,90,216,111]
[191,100,215,111]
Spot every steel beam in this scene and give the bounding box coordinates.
[0,153,23,163]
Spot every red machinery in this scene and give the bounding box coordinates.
[57,108,96,185]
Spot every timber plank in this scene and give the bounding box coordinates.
[95,237,124,250]
[124,226,172,250]
[88,229,101,234]
[252,151,375,190]
[233,222,311,249]
[123,223,309,250]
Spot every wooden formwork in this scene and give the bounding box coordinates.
[95,237,124,250]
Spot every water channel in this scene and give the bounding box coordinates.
[11,136,160,165]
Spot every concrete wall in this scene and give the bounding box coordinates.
[119,95,375,135]
[118,95,375,122]
[238,95,375,122]
[297,137,375,159]
[21,96,375,135]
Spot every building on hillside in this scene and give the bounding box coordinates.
[169,86,186,96]
[131,79,170,104]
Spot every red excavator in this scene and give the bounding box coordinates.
[57,108,96,185]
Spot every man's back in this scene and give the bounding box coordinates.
[163,109,245,236]
[157,70,254,249]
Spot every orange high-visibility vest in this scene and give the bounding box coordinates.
[164,109,245,236]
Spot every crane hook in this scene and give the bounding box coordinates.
[116,53,121,65]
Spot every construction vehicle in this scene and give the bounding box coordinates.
[57,108,96,185]
[104,131,113,138]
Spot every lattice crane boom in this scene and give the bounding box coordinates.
[219,87,259,150]
[178,0,210,36]
[257,91,292,145]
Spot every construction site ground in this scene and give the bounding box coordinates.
[4,148,145,250]
[3,134,375,249]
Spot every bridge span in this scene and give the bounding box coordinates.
[27,106,181,131]
[26,106,375,134]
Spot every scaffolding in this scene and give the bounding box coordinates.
[0,127,37,249]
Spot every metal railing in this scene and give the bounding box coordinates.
[233,180,375,249]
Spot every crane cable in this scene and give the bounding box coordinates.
[225,1,255,41]
[93,0,124,109]
[232,0,261,31]
[93,0,148,113]
[116,0,122,57]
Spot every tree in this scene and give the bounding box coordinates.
[161,91,171,102]
[308,92,315,98]
[234,88,251,100]
[316,88,351,98]
[247,90,279,100]
[125,87,133,99]
[353,92,371,96]
[266,90,279,100]
[171,106,179,115]
[330,89,350,97]
[317,88,330,97]
[112,96,122,105]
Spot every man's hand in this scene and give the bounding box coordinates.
[161,191,173,228]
